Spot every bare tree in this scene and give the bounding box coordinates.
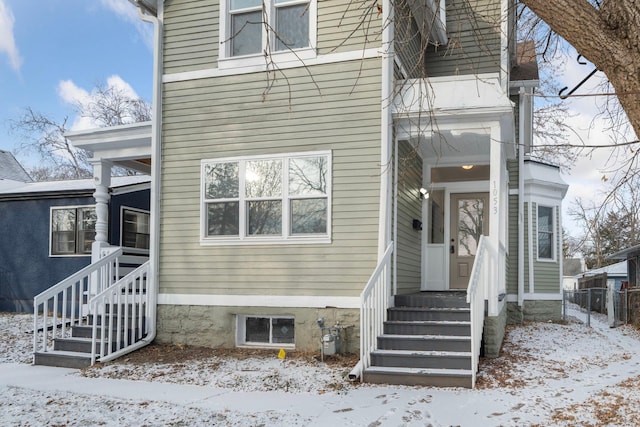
[10,82,151,181]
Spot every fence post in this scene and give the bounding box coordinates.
[587,289,591,327]
[624,288,628,324]
[562,289,566,322]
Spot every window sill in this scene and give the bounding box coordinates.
[218,47,317,72]
[237,343,295,350]
[201,235,331,246]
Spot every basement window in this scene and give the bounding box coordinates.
[237,315,295,347]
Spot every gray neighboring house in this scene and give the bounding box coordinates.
[0,150,33,187]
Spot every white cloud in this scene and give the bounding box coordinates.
[0,0,22,72]
[100,0,154,50]
[57,75,142,131]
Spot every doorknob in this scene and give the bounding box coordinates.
[450,239,455,254]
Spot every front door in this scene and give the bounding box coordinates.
[449,193,489,289]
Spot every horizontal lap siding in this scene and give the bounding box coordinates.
[395,141,422,294]
[160,59,382,297]
[164,0,218,74]
[424,0,501,77]
[506,160,519,294]
[318,0,382,54]
[394,0,424,79]
[530,202,561,294]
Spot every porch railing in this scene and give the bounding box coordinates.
[466,235,495,388]
[358,242,394,377]
[90,260,152,364]
[33,247,124,356]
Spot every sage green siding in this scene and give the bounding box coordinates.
[506,160,519,294]
[162,0,382,75]
[160,58,382,297]
[424,0,502,77]
[317,0,382,54]
[163,0,218,74]
[530,203,562,293]
[396,141,422,294]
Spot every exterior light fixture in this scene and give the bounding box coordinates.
[462,165,474,170]
[419,187,429,199]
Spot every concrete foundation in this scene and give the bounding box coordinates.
[156,305,360,354]
[482,302,507,358]
[507,300,562,324]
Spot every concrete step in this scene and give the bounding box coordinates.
[33,350,92,369]
[377,334,471,352]
[371,349,472,370]
[363,366,473,388]
[395,292,468,309]
[383,320,470,336]
[388,307,470,322]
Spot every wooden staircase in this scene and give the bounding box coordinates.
[34,305,147,369]
[363,291,475,388]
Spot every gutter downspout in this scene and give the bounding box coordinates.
[518,87,525,307]
[378,0,394,260]
[351,0,394,382]
[136,1,163,345]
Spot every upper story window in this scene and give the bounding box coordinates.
[50,206,96,256]
[121,207,150,252]
[537,205,555,260]
[221,0,316,68]
[201,151,331,245]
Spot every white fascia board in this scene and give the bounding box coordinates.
[509,80,540,92]
[66,122,152,153]
[158,294,361,309]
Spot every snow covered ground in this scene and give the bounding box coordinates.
[2,306,640,426]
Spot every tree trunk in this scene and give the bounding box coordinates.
[521,0,640,139]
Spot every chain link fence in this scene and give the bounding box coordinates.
[563,286,640,327]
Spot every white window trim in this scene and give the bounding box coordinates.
[236,314,295,348]
[119,206,150,255]
[201,150,332,245]
[536,204,556,263]
[49,205,96,257]
[219,0,318,70]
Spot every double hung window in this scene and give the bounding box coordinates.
[225,0,313,59]
[50,206,96,256]
[537,205,555,260]
[202,151,330,244]
[121,208,150,252]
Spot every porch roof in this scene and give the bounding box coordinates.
[393,74,515,163]
[65,122,152,174]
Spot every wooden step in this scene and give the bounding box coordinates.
[371,349,472,370]
[384,320,471,336]
[363,366,473,388]
[33,350,92,369]
[377,334,471,352]
[388,307,471,322]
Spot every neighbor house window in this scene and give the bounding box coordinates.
[121,207,150,252]
[201,151,331,244]
[237,315,295,347]
[50,206,96,256]
[223,0,314,59]
[537,205,554,260]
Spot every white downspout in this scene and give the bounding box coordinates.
[136,1,163,344]
[518,87,525,306]
[378,0,394,260]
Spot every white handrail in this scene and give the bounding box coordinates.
[90,261,152,364]
[358,242,394,378]
[466,235,495,388]
[33,247,124,357]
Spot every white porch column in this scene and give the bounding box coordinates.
[91,159,112,263]
[488,126,503,316]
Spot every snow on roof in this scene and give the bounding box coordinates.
[579,261,627,278]
[0,150,32,182]
[0,174,150,196]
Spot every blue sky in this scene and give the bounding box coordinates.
[0,0,152,168]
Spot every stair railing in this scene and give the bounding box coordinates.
[358,242,394,378]
[466,235,495,388]
[90,260,152,364]
[33,247,124,357]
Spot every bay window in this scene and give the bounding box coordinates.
[202,151,331,244]
[537,205,555,260]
